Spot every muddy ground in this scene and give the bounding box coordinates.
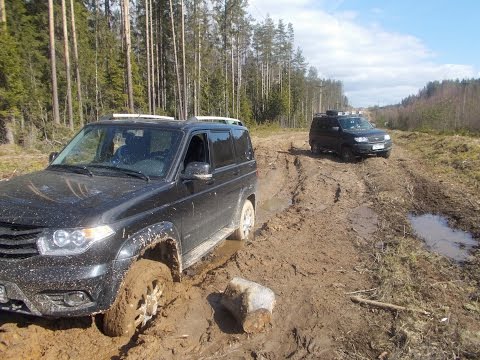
[0,132,479,359]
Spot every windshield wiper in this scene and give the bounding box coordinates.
[49,164,94,177]
[87,164,150,182]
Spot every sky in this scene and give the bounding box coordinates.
[247,0,480,108]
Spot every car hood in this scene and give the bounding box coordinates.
[0,170,162,228]
[343,128,388,137]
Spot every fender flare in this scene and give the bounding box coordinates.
[116,222,183,279]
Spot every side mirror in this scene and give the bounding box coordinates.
[372,123,377,128]
[49,152,59,163]
[331,126,340,132]
[181,162,213,181]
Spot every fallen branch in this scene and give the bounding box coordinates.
[345,288,377,295]
[350,296,430,315]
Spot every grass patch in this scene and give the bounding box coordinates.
[250,122,306,137]
[0,145,48,178]
[393,130,480,187]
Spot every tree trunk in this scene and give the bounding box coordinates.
[221,277,276,334]
[149,0,155,114]
[169,0,183,119]
[69,0,84,127]
[61,0,73,130]
[180,0,187,119]
[48,0,60,125]
[0,0,6,32]
[145,0,151,113]
[123,0,134,112]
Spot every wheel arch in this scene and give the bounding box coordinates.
[116,222,183,281]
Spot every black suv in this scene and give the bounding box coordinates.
[309,110,393,161]
[0,114,257,336]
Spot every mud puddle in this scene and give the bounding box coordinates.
[409,213,477,262]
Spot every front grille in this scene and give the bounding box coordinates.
[367,135,385,143]
[0,222,42,259]
[368,135,385,143]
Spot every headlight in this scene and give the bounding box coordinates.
[384,134,391,140]
[38,225,114,256]
[354,137,369,143]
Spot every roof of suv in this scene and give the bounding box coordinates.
[94,113,247,131]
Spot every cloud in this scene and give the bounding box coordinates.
[248,0,477,107]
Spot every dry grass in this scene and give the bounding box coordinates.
[0,144,48,179]
[393,130,480,187]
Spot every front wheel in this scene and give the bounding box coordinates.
[232,199,255,240]
[102,259,172,337]
[379,150,391,159]
[311,143,320,155]
[340,146,355,162]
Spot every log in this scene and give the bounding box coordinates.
[220,277,276,333]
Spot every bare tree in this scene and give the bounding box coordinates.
[69,0,84,127]
[48,0,60,125]
[181,0,187,119]
[0,0,6,32]
[169,0,183,119]
[61,0,74,129]
[145,0,151,112]
[123,0,134,112]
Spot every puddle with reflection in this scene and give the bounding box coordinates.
[408,213,477,262]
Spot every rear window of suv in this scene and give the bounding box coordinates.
[233,129,254,163]
[210,131,235,168]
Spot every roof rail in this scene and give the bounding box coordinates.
[188,116,244,126]
[100,113,175,121]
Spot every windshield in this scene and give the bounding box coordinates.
[50,125,182,179]
[338,117,373,130]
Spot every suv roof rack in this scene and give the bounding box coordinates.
[325,110,363,116]
[188,116,244,126]
[100,114,175,121]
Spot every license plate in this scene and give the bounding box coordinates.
[372,143,385,150]
[0,285,7,303]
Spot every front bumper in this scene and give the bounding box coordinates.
[352,140,393,155]
[0,257,133,317]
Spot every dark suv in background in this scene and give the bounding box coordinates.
[0,114,257,336]
[309,110,393,161]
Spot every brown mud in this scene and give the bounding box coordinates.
[0,132,479,359]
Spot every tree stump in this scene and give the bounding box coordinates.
[220,277,276,333]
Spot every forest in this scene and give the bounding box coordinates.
[371,79,480,134]
[0,0,348,145]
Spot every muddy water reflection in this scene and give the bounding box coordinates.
[409,213,477,262]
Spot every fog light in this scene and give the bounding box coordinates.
[64,291,89,307]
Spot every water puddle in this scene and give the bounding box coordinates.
[408,213,477,262]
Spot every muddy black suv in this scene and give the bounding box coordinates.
[309,110,393,161]
[0,114,257,336]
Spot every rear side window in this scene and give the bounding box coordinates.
[210,131,235,168]
[233,129,253,163]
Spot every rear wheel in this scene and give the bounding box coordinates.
[379,150,391,159]
[232,199,255,240]
[311,143,320,155]
[340,146,355,162]
[102,259,172,337]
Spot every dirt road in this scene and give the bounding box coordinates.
[1,132,479,359]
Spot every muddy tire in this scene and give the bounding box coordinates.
[379,150,391,159]
[311,143,320,155]
[102,259,172,337]
[340,146,355,162]
[232,199,255,241]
